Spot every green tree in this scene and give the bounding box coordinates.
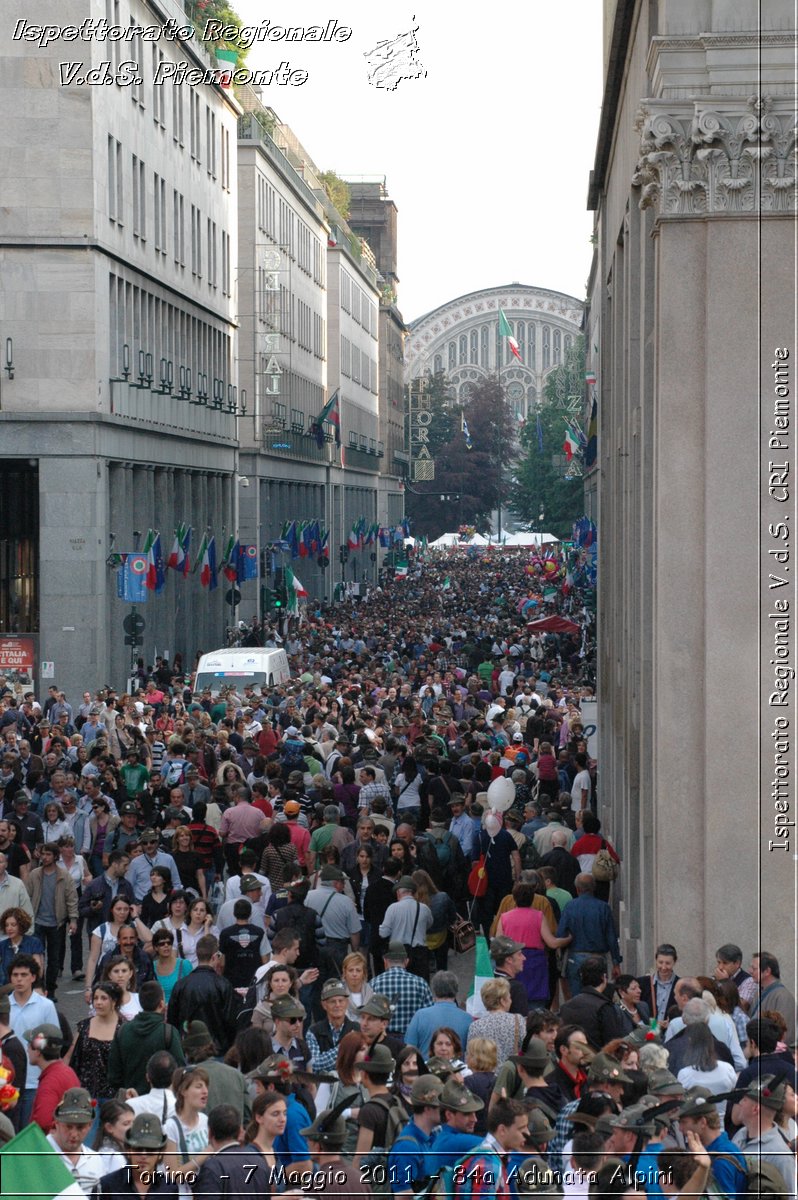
[405,376,517,539]
[511,337,586,539]
[186,1,251,68]
[318,171,351,220]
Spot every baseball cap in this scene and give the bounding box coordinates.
[285,726,300,737]
[284,800,301,816]
[513,732,524,742]
[321,979,350,1001]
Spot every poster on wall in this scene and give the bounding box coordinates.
[0,636,36,687]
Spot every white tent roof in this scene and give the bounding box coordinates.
[428,532,490,547]
[500,531,559,546]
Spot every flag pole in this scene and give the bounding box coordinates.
[496,311,503,543]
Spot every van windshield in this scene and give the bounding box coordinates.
[194,671,270,695]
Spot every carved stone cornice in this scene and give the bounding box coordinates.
[632,95,797,215]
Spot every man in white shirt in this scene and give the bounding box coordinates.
[0,850,34,919]
[46,1087,106,1196]
[125,1050,178,1121]
[570,754,592,813]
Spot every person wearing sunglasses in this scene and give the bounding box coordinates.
[269,995,311,1071]
[124,828,179,903]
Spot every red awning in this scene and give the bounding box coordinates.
[527,615,580,635]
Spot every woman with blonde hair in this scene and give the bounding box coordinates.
[463,1037,497,1133]
[342,951,374,1021]
[466,978,526,1066]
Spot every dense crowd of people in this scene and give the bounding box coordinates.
[0,549,794,1199]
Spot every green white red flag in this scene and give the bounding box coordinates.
[499,309,521,360]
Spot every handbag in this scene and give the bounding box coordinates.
[449,914,476,954]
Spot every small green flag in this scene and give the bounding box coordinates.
[0,1123,85,1198]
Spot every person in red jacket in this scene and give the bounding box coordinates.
[24,1022,80,1132]
[570,812,620,901]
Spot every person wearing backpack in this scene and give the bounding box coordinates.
[423,808,467,900]
[354,1043,408,1188]
[676,1087,747,1199]
[387,1073,444,1197]
[570,812,620,902]
[731,1075,796,1196]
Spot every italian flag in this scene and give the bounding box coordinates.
[563,428,580,461]
[585,369,597,386]
[466,936,494,1016]
[499,309,521,361]
[0,1123,86,1198]
[284,566,308,613]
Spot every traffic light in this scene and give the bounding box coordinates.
[261,586,274,614]
[273,567,286,610]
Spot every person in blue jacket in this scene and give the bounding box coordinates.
[427,1078,484,1172]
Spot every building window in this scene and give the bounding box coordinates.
[206,106,216,177]
[527,323,536,367]
[107,136,122,225]
[517,323,526,362]
[130,18,143,105]
[172,80,183,145]
[190,92,201,162]
[553,328,561,364]
[153,173,166,254]
[448,341,456,370]
[459,334,467,365]
[173,190,184,265]
[221,125,230,190]
[433,353,443,374]
[481,325,489,366]
[131,155,145,240]
[470,329,479,364]
[564,333,572,355]
[542,325,550,370]
[207,219,217,288]
[341,335,351,377]
[152,49,166,126]
[190,205,202,277]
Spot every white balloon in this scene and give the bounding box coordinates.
[487,776,516,812]
[484,814,501,837]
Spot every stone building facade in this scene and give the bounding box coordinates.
[0,0,240,694]
[405,285,583,421]
[587,0,796,974]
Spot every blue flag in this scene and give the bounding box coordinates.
[117,553,149,602]
[239,544,258,582]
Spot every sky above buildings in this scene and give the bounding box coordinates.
[232,1,603,323]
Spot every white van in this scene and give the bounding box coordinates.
[193,648,291,695]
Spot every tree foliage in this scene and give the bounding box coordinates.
[318,171,351,220]
[405,376,518,539]
[187,0,251,68]
[510,337,586,539]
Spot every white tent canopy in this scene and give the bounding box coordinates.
[428,531,490,547]
[500,531,559,546]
